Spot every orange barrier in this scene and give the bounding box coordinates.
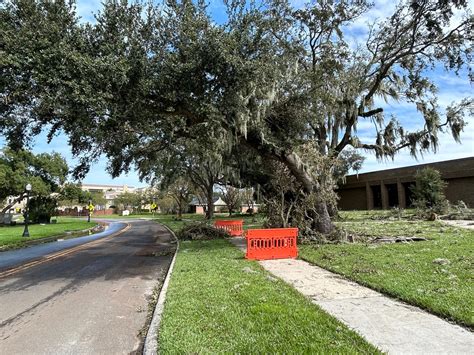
[246,228,298,260]
[214,220,244,236]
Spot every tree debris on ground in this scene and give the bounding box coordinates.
[433,258,450,265]
[371,236,428,244]
[176,222,229,241]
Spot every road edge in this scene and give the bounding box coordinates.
[143,223,179,355]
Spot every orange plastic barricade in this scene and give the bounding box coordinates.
[214,220,244,236]
[246,228,298,260]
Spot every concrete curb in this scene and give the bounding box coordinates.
[143,223,179,355]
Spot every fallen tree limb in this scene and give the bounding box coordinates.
[371,236,428,243]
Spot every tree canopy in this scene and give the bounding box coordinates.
[1,0,472,234]
[0,148,68,212]
[114,191,143,211]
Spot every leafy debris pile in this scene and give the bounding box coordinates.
[176,222,229,241]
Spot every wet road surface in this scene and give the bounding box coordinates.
[0,220,175,354]
[0,222,128,272]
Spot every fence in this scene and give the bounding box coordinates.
[245,228,298,260]
[214,220,244,236]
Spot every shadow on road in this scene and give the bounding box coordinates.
[0,221,176,354]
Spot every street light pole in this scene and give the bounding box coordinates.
[22,183,32,238]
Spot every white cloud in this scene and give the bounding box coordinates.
[356,115,474,174]
[343,0,474,46]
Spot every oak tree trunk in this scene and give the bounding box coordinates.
[282,152,334,234]
[177,199,183,219]
[313,201,333,234]
[206,188,214,220]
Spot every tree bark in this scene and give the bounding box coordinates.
[281,152,334,234]
[281,152,315,192]
[327,203,338,218]
[177,199,183,219]
[206,187,214,220]
[313,201,333,234]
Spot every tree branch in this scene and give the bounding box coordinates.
[359,108,383,117]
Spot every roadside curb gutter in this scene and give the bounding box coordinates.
[143,223,179,355]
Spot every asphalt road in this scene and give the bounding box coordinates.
[0,221,128,272]
[0,220,175,354]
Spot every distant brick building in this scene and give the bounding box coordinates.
[337,157,474,210]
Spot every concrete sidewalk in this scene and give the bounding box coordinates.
[230,237,474,354]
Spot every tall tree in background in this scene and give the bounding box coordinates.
[85,191,108,207]
[1,0,472,235]
[142,139,226,220]
[166,178,193,219]
[220,186,242,216]
[114,191,143,212]
[58,182,88,208]
[241,187,256,214]
[187,158,222,219]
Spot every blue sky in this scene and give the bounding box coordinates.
[342,0,473,173]
[2,0,472,186]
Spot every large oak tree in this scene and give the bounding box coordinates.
[1,0,472,234]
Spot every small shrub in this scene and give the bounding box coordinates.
[411,167,448,217]
[176,222,229,240]
[29,196,57,224]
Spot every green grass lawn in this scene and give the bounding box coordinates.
[158,238,378,354]
[300,210,474,328]
[0,218,97,250]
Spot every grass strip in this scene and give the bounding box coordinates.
[0,218,97,250]
[158,238,379,354]
[300,216,474,328]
